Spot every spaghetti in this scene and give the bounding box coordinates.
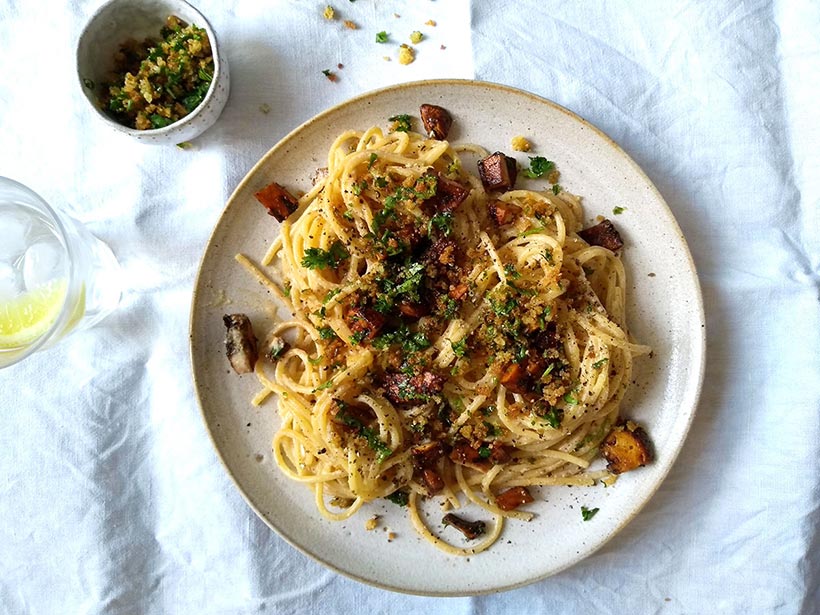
[237,125,650,555]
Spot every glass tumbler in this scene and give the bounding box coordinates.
[0,177,121,368]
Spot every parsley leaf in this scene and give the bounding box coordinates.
[388,114,412,132]
[523,156,555,179]
[336,406,393,463]
[503,263,521,279]
[368,152,378,168]
[451,338,468,357]
[478,445,492,459]
[428,212,453,236]
[552,184,562,195]
[318,326,337,340]
[375,31,388,43]
[538,405,563,428]
[301,241,350,269]
[581,506,599,521]
[386,490,409,506]
[592,358,609,369]
[563,393,578,405]
[613,206,626,215]
[349,330,367,345]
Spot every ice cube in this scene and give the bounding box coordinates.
[0,262,21,300]
[23,239,65,290]
[0,210,31,260]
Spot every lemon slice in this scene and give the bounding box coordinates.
[0,279,68,349]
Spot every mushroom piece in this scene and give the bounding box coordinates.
[223,314,258,374]
[578,219,624,251]
[442,513,486,540]
[600,421,653,474]
[419,103,453,139]
[254,181,298,222]
[477,151,517,192]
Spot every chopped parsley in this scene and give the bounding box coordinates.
[318,326,337,340]
[352,179,367,195]
[563,392,578,405]
[503,263,521,279]
[592,358,609,369]
[313,379,334,392]
[451,338,468,357]
[324,288,341,304]
[374,176,388,188]
[386,490,409,506]
[336,405,393,463]
[522,156,555,179]
[350,330,367,345]
[428,212,453,236]
[538,405,563,428]
[388,114,412,132]
[478,445,492,459]
[373,325,431,352]
[301,240,350,269]
[552,184,562,195]
[83,78,95,90]
[308,355,323,365]
[613,206,627,215]
[283,283,291,298]
[520,226,546,237]
[375,31,388,43]
[581,506,599,521]
[368,153,378,168]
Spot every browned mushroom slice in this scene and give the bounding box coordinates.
[499,362,528,394]
[421,468,445,494]
[383,369,445,404]
[411,441,446,468]
[419,104,453,139]
[223,314,258,374]
[254,182,299,222]
[449,442,491,472]
[495,486,534,511]
[488,199,522,226]
[600,421,653,474]
[442,513,486,540]
[342,306,386,343]
[435,175,471,212]
[578,219,624,251]
[477,152,517,192]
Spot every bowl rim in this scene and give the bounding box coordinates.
[75,0,223,136]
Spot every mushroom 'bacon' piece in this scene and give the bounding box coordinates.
[412,442,447,494]
[430,175,471,213]
[223,313,258,374]
[600,421,653,474]
[343,306,385,343]
[578,218,624,251]
[254,181,298,222]
[488,199,521,226]
[442,513,486,540]
[495,486,534,511]
[477,151,517,192]
[419,103,453,140]
[382,369,445,404]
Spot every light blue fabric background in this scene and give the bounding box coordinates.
[1,1,817,613]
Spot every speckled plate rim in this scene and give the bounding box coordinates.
[189,78,706,596]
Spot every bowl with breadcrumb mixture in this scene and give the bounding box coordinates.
[77,0,229,145]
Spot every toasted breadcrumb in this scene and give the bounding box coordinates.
[410,31,423,44]
[323,5,335,20]
[387,532,397,542]
[258,103,270,114]
[547,168,560,184]
[365,516,379,531]
[511,136,531,152]
[426,20,437,27]
[398,44,415,65]
[343,20,357,30]
[383,56,391,62]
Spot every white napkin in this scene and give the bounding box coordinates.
[0,0,817,613]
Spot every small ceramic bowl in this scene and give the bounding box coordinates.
[76,0,230,145]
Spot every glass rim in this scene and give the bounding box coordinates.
[0,176,81,368]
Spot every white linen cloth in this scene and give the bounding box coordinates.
[1,0,818,612]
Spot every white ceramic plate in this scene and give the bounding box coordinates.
[190,80,705,595]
